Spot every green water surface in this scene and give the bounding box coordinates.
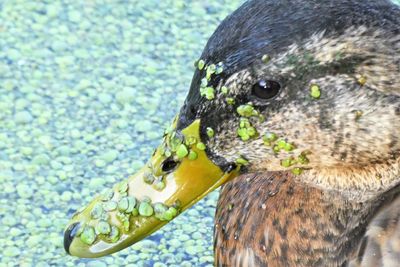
[0,1,243,266]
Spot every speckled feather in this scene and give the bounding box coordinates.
[215,172,400,267]
[174,0,400,266]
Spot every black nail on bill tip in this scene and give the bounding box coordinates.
[64,222,80,254]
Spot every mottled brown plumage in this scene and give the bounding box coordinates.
[215,172,400,267]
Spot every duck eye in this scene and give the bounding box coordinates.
[252,80,281,99]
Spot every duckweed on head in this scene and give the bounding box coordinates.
[226,97,235,105]
[310,84,321,99]
[298,152,310,165]
[206,64,216,80]
[236,156,249,165]
[215,62,224,74]
[292,167,303,175]
[236,104,259,117]
[221,86,229,95]
[206,127,215,138]
[200,86,215,100]
[262,54,271,63]
[263,132,278,146]
[281,157,296,168]
[197,59,205,70]
[237,118,258,141]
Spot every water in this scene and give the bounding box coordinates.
[0,1,243,266]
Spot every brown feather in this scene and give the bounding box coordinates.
[214,172,400,267]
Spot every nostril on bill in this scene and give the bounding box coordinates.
[161,158,179,173]
[64,222,81,254]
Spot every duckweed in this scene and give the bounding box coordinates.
[277,139,287,149]
[123,220,130,232]
[310,84,321,99]
[237,118,257,141]
[154,204,178,221]
[200,78,208,88]
[262,54,270,63]
[138,202,154,217]
[197,59,205,70]
[262,132,278,146]
[196,142,206,150]
[236,104,258,117]
[188,150,198,160]
[185,136,197,146]
[118,197,130,212]
[154,203,168,214]
[281,157,296,168]
[221,86,228,95]
[226,97,235,105]
[206,64,216,80]
[118,181,129,193]
[206,127,215,138]
[154,181,166,191]
[163,207,178,221]
[126,197,137,213]
[101,189,114,201]
[91,203,104,219]
[283,142,295,152]
[236,156,249,165]
[298,152,310,165]
[143,172,155,184]
[292,167,303,175]
[215,62,224,74]
[176,144,189,159]
[103,201,117,211]
[80,226,96,245]
[95,221,111,235]
[273,145,281,153]
[200,86,215,100]
[109,226,120,243]
[131,208,139,217]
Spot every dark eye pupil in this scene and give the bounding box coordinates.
[252,80,281,99]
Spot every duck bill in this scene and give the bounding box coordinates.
[64,119,239,258]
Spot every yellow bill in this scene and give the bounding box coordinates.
[64,119,239,258]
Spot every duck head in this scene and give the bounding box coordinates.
[65,0,400,258]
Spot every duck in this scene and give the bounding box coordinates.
[64,0,400,266]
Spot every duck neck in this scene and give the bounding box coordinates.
[215,171,400,266]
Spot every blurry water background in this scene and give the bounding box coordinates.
[2,0,400,267]
[0,1,244,266]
